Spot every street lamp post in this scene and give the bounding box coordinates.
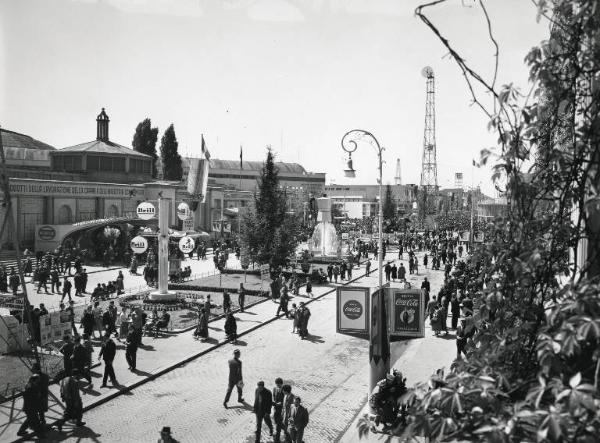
[341,129,390,401]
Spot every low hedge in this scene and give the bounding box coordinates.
[168,283,269,297]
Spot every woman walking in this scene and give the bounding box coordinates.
[194,308,209,341]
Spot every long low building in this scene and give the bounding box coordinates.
[1,109,194,252]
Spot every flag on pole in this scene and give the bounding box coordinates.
[201,134,211,161]
[240,145,243,170]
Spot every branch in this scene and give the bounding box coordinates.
[478,0,499,113]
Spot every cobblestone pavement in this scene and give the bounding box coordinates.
[3,250,455,443]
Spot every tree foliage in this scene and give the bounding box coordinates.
[132,118,159,177]
[159,124,183,181]
[241,149,300,269]
[360,1,600,441]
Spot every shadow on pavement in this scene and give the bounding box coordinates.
[303,335,325,344]
[46,424,102,442]
[131,369,152,377]
[233,340,248,347]
[138,344,155,351]
[238,311,258,315]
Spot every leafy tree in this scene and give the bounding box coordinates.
[242,148,300,270]
[132,118,159,177]
[159,124,183,181]
[382,184,397,233]
[358,1,600,441]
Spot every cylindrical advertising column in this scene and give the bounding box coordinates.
[149,197,176,301]
[158,197,168,294]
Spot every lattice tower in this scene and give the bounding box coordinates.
[420,66,438,193]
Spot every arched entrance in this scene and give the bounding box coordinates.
[107,204,119,218]
[57,205,73,224]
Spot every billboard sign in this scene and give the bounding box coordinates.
[389,288,425,338]
[336,287,369,335]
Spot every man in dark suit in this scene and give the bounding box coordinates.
[253,381,273,442]
[281,384,295,442]
[288,397,309,443]
[223,349,244,408]
[272,378,284,443]
[98,333,118,387]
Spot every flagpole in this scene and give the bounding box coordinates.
[239,145,242,240]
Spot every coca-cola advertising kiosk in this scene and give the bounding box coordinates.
[389,288,425,338]
[336,287,370,335]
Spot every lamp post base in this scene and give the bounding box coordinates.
[148,290,177,302]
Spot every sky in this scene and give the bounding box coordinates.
[0,0,550,195]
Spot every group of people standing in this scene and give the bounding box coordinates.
[223,350,310,443]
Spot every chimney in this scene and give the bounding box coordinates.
[96,108,109,141]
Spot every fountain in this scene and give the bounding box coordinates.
[310,197,341,259]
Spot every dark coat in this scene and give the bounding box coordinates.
[99,339,117,362]
[228,357,243,384]
[289,404,309,430]
[254,387,273,415]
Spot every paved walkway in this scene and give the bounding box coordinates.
[2,251,456,443]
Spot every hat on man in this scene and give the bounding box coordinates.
[233,349,240,355]
[161,427,171,434]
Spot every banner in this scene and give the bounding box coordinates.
[336,287,369,335]
[186,158,210,203]
[389,288,425,338]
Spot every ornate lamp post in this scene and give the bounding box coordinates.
[341,129,390,399]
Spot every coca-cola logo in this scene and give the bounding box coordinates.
[343,300,363,320]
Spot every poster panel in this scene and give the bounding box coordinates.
[389,288,425,338]
[336,287,369,335]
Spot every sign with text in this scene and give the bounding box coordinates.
[336,286,369,335]
[178,236,196,254]
[389,288,425,338]
[182,218,195,232]
[177,202,191,221]
[137,202,156,220]
[130,236,148,254]
[10,179,141,198]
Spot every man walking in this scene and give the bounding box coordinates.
[238,283,246,313]
[365,259,371,277]
[99,333,118,387]
[281,385,295,443]
[223,349,244,408]
[253,381,274,442]
[125,325,138,371]
[32,363,49,427]
[272,378,285,443]
[288,397,309,443]
[276,287,289,318]
[16,374,45,439]
[61,276,72,304]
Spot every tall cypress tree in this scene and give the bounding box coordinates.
[132,118,159,177]
[159,124,183,181]
[241,148,299,269]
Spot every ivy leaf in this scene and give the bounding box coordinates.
[569,372,581,389]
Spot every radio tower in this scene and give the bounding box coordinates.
[394,158,402,185]
[420,66,438,194]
